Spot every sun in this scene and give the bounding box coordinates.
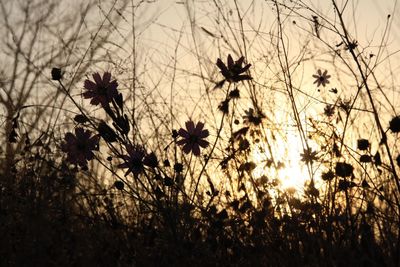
[252,133,312,193]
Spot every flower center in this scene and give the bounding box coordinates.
[76,141,87,152]
[189,134,199,144]
[98,85,108,96]
[130,158,143,172]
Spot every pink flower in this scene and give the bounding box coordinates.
[312,69,331,87]
[118,145,146,176]
[83,72,118,106]
[118,145,158,176]
[176,121,209,156]
[61,128,99,167]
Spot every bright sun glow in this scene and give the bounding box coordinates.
[252,132,313,193]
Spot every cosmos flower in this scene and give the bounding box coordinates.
[176,121,209,156]
[323,104,335,117]
[83,72,118,107]
[243,108,265,126]
[118,144,146,176]
[118,145,158,176]
[300,148,318,164]
[335,162,354,177]
[312,69,331,87]
[216,54,252,84]
[61,127,99,167]
[389,115,400,133]
[51,67,62,80]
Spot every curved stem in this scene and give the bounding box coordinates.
[190,84,231,204]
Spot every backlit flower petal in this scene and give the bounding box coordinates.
[178,128,189,138]
[183,143,192,154]
[194,122,204,135]
[192,144,200,156]
[199,129,209,138]
[103,72,111,84]
[185,121,195,132]
[198,139,209,148]
[92,73,102,84]
[227,54,234,69]
[84,80,97,90]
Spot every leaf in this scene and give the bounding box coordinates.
[98,121,117,142]
[201,26,217,38]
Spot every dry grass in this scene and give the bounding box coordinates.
[1,0,400,266]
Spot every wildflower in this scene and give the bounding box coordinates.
[51,67,62,80]
[335,162,353,177]
[143,152,158,168]
[345,41,358,51]
[114,180,124,190]
[118,145,146,176]
[239,161,256,173]
[74,114,89,124]
[83,72,118,107]
[229,88,240,98]
[339,98,352,113]
[176,121,209,156]
[312,69,331,87]
[357,139,370,150]
[218,99,230,114]
[374,152,382,166]
[243,108,264,126]
[300,148,318,164]
[172,129,179,139]
[61,127,99,167]
[332,143,341,157]
[321,170,334,181]
[174,163,183,173]
[306,181,319,197]
[338,179,357,191]
[163,159,171,167]
[329,88,338,94]
[216,54,252,84]
[360,155,372,163]
[238,139,250,151]
[323,104,335,117]
[164,176,174,186]
[389,116,400,133]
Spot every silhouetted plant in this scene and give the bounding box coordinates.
[2,0,400,266]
